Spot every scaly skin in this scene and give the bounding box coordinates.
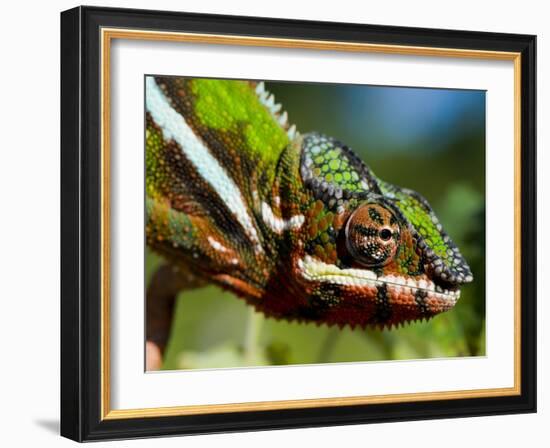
[145,76,473,331]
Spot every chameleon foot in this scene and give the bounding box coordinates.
[146,263,203,370]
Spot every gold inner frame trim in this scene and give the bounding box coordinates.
[100,27,522,420]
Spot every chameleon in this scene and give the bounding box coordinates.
[144,75,473,363]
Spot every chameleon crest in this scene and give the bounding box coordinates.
[145,76,473,330]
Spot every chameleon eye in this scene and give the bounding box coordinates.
[379,228,393,241]
[344,203,401,267]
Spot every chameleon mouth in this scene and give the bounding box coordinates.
[298,255,460,304]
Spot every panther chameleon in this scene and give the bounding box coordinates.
[144,76,473,368]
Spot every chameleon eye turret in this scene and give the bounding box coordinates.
[344,203,401,267]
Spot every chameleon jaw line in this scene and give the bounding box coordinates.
[298,255,460,303]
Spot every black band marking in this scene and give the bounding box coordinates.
[414,289,430,316]
[373,283,392,324]
[368,206,383,225]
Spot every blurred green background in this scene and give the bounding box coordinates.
[146,80,486,371]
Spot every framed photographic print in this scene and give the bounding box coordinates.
[60,6,537,441]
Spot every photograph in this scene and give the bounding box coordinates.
[144,75,486,371]
[58,6,537,441]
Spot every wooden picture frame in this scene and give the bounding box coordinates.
[61,5,536,441]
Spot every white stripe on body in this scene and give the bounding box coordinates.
[261,202,304,234]
[145,77,263,253]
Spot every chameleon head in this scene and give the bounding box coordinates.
[295,132,473,328]
[297,196,473,329]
